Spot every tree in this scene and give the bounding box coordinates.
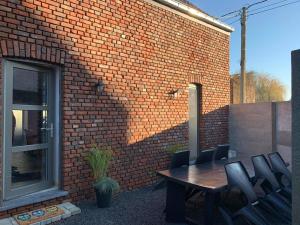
[231,71,286,103]
[255,75,286,102]
[231,71,256,104]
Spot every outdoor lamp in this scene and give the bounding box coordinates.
[95,80,104,95]
[167,89,183,98]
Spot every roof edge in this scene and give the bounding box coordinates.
[154,0,235,33]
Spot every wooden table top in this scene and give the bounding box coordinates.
[157,155,255,192]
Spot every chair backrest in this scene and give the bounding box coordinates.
[196,148,215,164]
[268,152,291,184]
[225,161,258,204]
[170,150,190,169]
[251,155,281,192]
[215,144,230,160]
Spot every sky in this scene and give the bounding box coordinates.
[189,0,300,100]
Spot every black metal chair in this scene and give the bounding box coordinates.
[268,152,292,187]
[252,155,291,206]
[215,144,230,160]
[219,161,290,225]
[170,150,190,169]
[186,148,216,204]
[153,151,190,191]
[195,148,215,164]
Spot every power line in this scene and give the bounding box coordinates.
[248,0,300,16]
[221,12,241,21]
[246,0,269,9]
[249,0,290,13]
[229,18,241,25]
[220,10,240,18]
[219,0,269,20]
[221,0,300,23]
[222,13,241,22]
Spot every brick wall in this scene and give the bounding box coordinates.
[0,0,230,215]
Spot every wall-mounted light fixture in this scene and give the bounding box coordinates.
[95,80,105,95]
[167,89,183,99]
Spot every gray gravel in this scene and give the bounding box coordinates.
[54,186,224,225]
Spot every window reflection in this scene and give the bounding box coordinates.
[12,110,47,146]
[13,68,47,105]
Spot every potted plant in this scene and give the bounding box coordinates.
[166,143,185,155]
[86,145,120,208]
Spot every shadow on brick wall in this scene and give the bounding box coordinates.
[113,105,229,190]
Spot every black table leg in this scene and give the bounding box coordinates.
[204,191,220,225]
[165,180,186,223]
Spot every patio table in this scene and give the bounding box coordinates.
[157,155,255,225]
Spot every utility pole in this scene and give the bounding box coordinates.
[240,7,247,103]
[220,0,268,104]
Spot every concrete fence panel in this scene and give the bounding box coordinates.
[277,101,291,161]
[229,101,291,163]
[229,102,273,156]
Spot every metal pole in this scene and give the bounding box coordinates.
[240,7,247,103]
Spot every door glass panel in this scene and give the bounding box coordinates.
[12,110,48,146]
[11,149,46,188]
[13,68,48,105]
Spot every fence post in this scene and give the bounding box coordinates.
[292,50,300,225]
[271,102,277,152]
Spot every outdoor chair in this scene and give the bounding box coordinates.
[268,152,292,188]
[153,150,190,191]
[195,148,215,164]
[170,150,190,169]
[219,161,290,225]
[215,144,230,160]
[252,155,291,206]
[187,148,216,205]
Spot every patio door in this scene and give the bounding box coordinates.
[3,61,55,200]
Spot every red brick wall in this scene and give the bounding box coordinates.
[0,0,230,214]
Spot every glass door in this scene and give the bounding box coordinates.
[3,61,55,200]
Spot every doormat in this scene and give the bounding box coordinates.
[14,205,64,225]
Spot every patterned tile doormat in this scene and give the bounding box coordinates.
[14,206,64,225]
[3,203,82,225]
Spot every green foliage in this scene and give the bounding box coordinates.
[166,143,185,154]
[86,145,113,182]
[94,177,120,193]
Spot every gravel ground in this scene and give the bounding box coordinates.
[54,186,224,225]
